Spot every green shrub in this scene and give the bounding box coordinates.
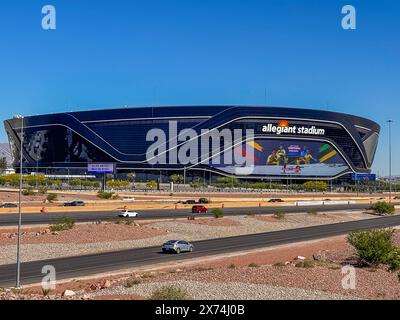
[106,180,131,190]
[97,191,115,199]
[22,188,35,196]
[69,179,82,187]
[295,259,315,268]
[370,202,395,215]
[273,211,286,220]
[49,216,75,232]
[387,248,400,271]
[303,181,328,192]
[42,288,51,296]
[113,219,133,225]
[146,180,157,189]
[124,278,141,288]
[212,208,224,219]
[150,285,192,300]
[46,193,58,202]
[38,186,48,195]
[347,229,395,265]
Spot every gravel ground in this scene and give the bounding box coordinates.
[149,212,370,241]
[0,223,166,245]
[90,280,356,300]
[0,212,372,265]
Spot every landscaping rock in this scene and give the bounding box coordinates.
[63,290,76,297]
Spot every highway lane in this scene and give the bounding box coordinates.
[1,214,400,287]
[0,203,385,226]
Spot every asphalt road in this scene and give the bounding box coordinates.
[0,203,385,226]
[1,214,400,287]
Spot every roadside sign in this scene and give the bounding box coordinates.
[87,163,115,174]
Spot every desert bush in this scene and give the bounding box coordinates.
[227,263,236,269]
[370,201,395,215]
[49,216,75,232]
[248,262,259,268]
[124,278,141,288]
[347,228,395,265]
[22,188,35,196]
[273,211,285,220]
[97,191,115,199]
[386,248,400,271]
[307,210,318,216]
[37,186,48,194]
[295,259,315,268]
[46,193,58,202]
[150,285,192,300]
[42,288,51,296]
[212,208,224,219]
[273,262,286,267]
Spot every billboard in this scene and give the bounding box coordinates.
[209,139,350,177]
[352,173,376,181]
[87,163,115,174]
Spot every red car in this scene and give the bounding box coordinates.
[192,205,208,213]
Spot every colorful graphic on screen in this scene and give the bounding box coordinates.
[209,139,349,177]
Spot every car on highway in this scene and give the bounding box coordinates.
[122,197,135,201]
[0,203,18,208]
[177,199,197,204]
[267,198,284,203]
[118,210,139,218]
[198,198,210,204]
[63,201,86,207]
[192,205,208,213]
[162,240,194,254]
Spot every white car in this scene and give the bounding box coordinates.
[118,210,139,218]
[122,197,135,201]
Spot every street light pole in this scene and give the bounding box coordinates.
[14,115,24,288]
[387,120,393,202]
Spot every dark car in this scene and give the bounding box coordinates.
[0,203,18,208]
[63,201,85,207]
[177,199,197,204]
[192,205,208,213]
[198,198,210,204]
[268,199,284,203]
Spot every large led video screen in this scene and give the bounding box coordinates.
[209,139,350,177]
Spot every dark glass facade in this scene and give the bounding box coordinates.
[4,106,380,180]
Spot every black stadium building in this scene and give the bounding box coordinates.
[4,106,380,182]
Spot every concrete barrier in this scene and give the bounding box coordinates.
[295,200,356,206]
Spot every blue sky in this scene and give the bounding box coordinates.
[0,0,399,175]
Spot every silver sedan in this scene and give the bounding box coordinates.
[162,240,194,254]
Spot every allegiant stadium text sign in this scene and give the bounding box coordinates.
[261,121,325,136]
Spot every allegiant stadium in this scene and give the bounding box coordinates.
[3,106,380,182]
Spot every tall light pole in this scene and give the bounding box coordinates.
[387,120,393,202]
[14,115,24,288]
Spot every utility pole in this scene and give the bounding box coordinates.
[14,115,24,288]
[387,120,393,202]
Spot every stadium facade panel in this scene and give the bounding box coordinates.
[4,106,380,180]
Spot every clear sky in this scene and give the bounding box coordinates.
[0,0,399,175]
